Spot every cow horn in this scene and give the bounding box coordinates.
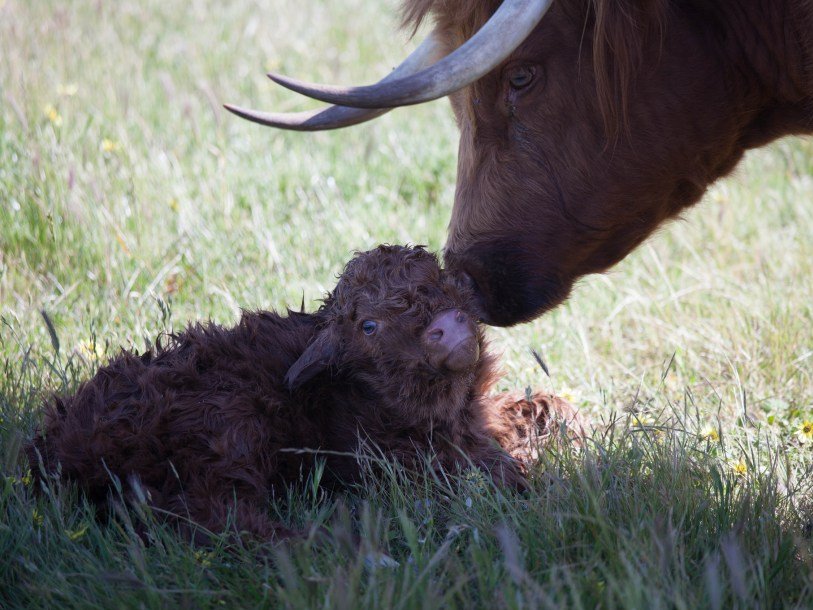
[224,34,443,131]
[266,0,552,110]
[222,103,389,132]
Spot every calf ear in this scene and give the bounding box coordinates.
[284,328,338,391]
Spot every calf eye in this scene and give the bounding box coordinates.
[362,320,378,335]
[507,65,535,90]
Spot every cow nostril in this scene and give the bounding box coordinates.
[454,269,477,292]
[428,329,443,342]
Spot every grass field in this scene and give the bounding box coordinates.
[1,0,812,607]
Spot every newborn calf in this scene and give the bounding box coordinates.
[27,245,526,541]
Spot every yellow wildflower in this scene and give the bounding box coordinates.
[195,550,214,568]
[730,459,748,477]
[799,421,813,442]
[700,426,720,442]
[32,508,44,527]
[43,104,62,126]
[168,198,179,212]
[67,524,88,541]
[632,414,655,428]
[77,340,105,361]
[20,470,32,486]
[559,386,578,404]
[101,138,120,153]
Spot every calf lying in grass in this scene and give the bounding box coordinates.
[27,245,583,542]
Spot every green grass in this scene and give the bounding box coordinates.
[1,0,812,607]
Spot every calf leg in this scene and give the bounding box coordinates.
[200,499,296,542]
[488,391,588,462]
[467,438,529,491]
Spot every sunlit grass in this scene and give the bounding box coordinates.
[1,0,812,607]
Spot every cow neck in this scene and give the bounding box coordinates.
[723,0,813,128]
[795,0,813,106]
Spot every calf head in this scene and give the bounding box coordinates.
[284,245,494,423]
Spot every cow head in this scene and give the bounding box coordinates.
[228,0,812,325]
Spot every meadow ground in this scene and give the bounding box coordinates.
[1,0,812,607]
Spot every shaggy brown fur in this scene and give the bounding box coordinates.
[27,245,549,542]
[489,390,587,466]
[399,0,813,326]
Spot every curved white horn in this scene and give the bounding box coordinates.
[267,0,553,109]
[225,34,443,131]
[223,103,389,132]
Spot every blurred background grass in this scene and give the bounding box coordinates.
[1,0,812,606]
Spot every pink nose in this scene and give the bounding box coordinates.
[424,309,479,372]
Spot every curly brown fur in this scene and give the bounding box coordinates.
[486,391,588,468]
[27,245,528,543]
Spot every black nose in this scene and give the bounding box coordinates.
[423,309,479,372]
[444,267,488,323]
[445,243,567,327]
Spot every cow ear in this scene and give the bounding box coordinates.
[284,326,338,391]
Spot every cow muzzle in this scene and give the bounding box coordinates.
[424,309,479,372]
[445,245,569,327]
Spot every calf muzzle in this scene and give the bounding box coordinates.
[424,309,479,372]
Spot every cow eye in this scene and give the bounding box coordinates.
[507,66,535,90]
[362,320,378,335]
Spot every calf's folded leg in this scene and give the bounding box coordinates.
[487,391,588,463]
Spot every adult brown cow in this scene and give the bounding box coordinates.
[227,0,813,326]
